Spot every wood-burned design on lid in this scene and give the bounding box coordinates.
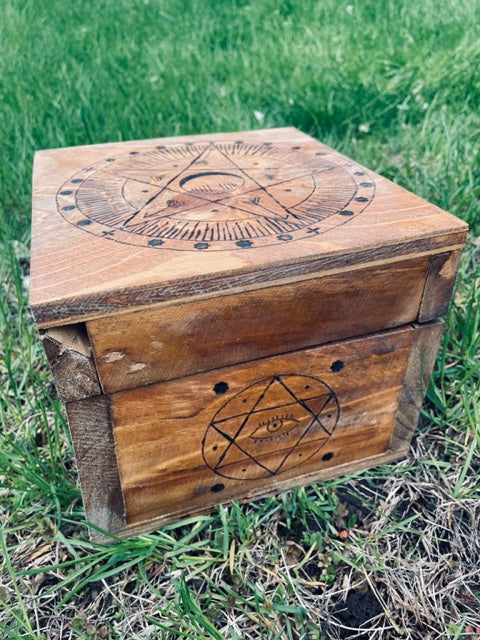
[202,374,340,479]
[56,141,375,251]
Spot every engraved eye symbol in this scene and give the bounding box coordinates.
[250,414,300,441]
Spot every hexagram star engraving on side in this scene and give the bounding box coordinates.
[202,374,340,480]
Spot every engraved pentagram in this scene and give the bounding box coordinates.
[202,375,340,480]
[56,141,375,251]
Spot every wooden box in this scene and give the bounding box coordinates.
[30,127,467,540]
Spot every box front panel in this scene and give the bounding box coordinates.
[110,325,414,526]
[88,256,429,393]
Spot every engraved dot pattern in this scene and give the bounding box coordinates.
[56,141,375,251]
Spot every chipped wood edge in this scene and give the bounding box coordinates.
[419,250,462,322]
[390,319,445,452]
[41,324,101,402]
[66,395,126,540]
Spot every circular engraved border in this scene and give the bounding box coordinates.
[56,141,376,252]
[202,374,340,480]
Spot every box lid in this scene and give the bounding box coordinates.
[30,127,467,327]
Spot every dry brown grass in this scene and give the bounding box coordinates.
[2,418,479,639]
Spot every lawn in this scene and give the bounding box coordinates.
[0,0,479,638]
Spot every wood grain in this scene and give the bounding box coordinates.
[89,256,430,392]
[104,448,410,540]
[110,325,414,526]
[390,320,444,451]
[41,324,101,401]
[30,127,467,327]
[66,395,125,539]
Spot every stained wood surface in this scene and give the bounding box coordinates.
[66,395,125,537]
[41,324,101,401]
[30,127,467,327]
[110,325,414,526]
[107,448,410,540]
[89,256,430,392]
[390,320,444,451]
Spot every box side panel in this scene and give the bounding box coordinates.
[110,325,415,527]
[390,319,445,451]
[88,256,429,393]
[66,395,126,538]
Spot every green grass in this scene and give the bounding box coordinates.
[0,0,479,638]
